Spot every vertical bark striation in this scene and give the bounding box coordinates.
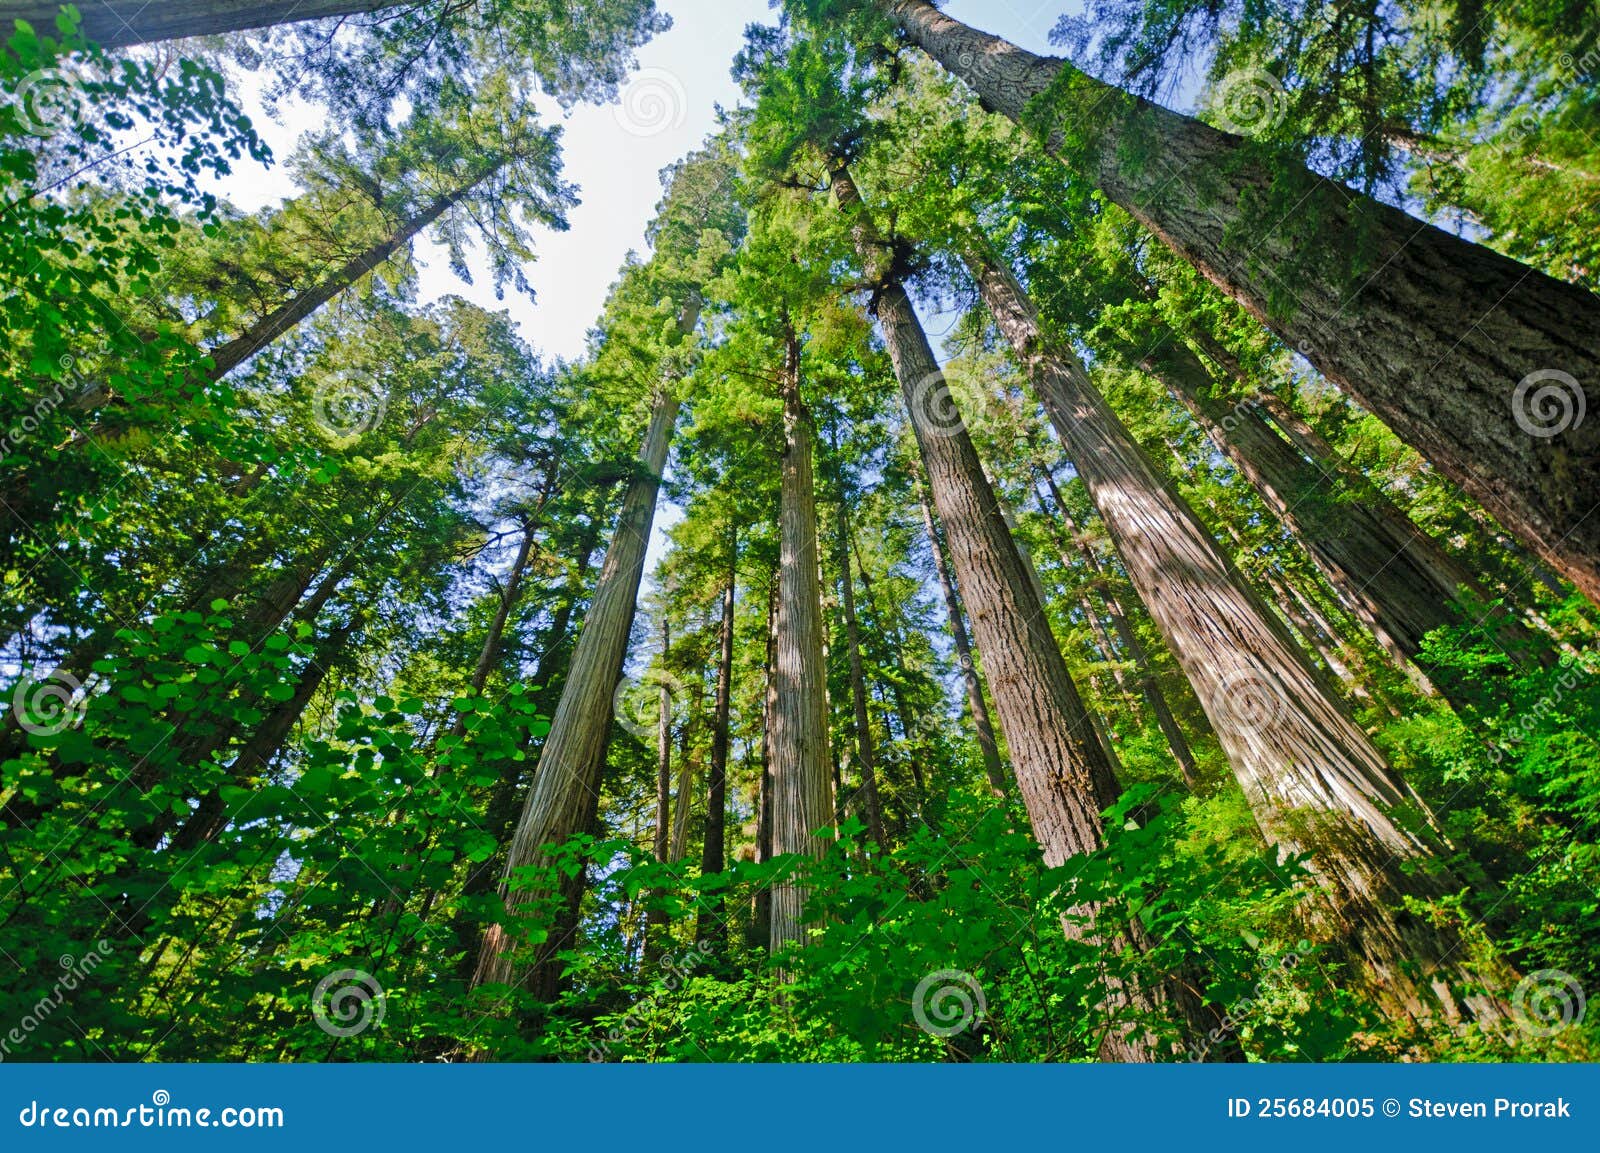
[833,165,1182,1060]
[916,481,1007,795]
[873,0,1600,604]
[768,332,834,953]
[967,245,1504,1025]
[8,2,397,49]
[472,385,681,994]
[696,552,736,942]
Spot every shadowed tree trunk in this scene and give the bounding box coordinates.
[1140,331,1484,689]
[463,514,541,710]
[644,619,673,965]
[768,327,834,954]
[870,0,1600,605]
[696,542,736,943]
[5,1,395,48]
[966,242,1508,1027]
[204,175,495,382]
[751,579,778,945]
[1036,475,1201,789]
[915,480,1007,795]
[833,163,1194,1061]
[836,500,889,849]
[472,374,684,998]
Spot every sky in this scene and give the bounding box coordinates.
[203,1,1087,610]
[211,0,1077,361]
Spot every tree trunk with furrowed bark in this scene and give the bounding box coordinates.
[870,0,1600,606]
[768,328,834,954]
[837,501,890,849]
[833,163,1196,1060]
[644,619,673,965]
[916,480,1007,796]
[1035,475,1201,789]
[2,1,396,48]
[1140,334,1460,687]
[472,377,684,999]
[205,177,491,381]
[964,242,1508,1028]
[696,547,736,942]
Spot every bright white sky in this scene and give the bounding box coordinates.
[211,0,1074,361]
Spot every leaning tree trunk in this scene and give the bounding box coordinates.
[1247,385,1547,663]
[472,385,682,996]
[4,1,396,48]
[966,242,1508,1027]
[1140,334,1459,686]
[833,164,1186,1062]
[696,546,736,943]
[204,176,492,382]
[768,330,834,955]
[1036,476,1201,789]
[871,0,1600,605]
[915,481,1007,796]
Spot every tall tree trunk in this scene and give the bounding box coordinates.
[872,0,1600,604]
[995,485,1129,777]
[1247,386,1547,663]
[168,611,364,852]
[204,177,492,381]
[465,517,539,703]
[696,543,736,942]
[966,242,1507,1026]
[472,384,682,996]
[1142,332,1473,685]
[669,728,695,863]
[1036,476,1201,789]
[915,480,1007,796]
[9,1,396,49]
[833,164,1185,1061]
[751,580,778,945]
[644,619,673,964]
[768,328,834,954]
[836,502,889,849]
